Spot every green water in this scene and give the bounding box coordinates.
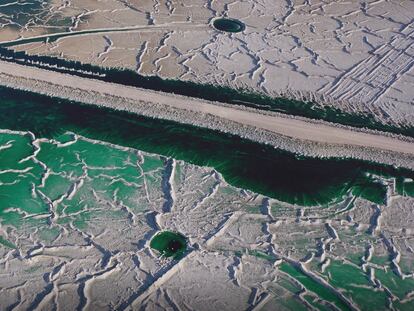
[0,236,17,249]
[0,130,162,228]
[375,269,414,300]
[351,178,387,204]
[212,18,245,33]
[0,47,413,138]
[396,177,414,197]
[150,231,187,259]
[280,263,350,310]
[0,86,413,208]
[323,261,388,311]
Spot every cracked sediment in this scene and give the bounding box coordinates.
[1,128,414,310]
[1,1,414,309]
[0,60,413,170]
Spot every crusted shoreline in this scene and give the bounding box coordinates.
[0,62,413,170]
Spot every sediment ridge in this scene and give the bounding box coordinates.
[0,60,413,169]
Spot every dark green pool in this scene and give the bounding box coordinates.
[150,231,187,259]
[212,18,245,33]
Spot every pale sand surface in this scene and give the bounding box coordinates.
[0,60,413,158]
[1,2,414,308]
[2,0,413,127]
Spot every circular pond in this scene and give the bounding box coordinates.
[212,18,245,33]
[150,231,187,259]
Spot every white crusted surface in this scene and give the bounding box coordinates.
[1,0,413,126]
[1,129,414,310]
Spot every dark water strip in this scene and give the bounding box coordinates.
[0,47,412,138]
[1,86,412,207]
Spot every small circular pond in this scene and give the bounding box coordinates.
[150,231,187,259]
[212,18,245,33]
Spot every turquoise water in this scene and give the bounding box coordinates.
[0,130,163,228]
[1,86,414,310]
[280,263,349,311]
[0,86,412,209]
[1,5,414,309]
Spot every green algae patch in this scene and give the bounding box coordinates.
[396,177,414,197]
[212,18,245,33]
[374,269,414,300]
[279,263,349,311]
[322,260,388,311]
[248,249,276,262]
[0,236,17,249]
[150,231,187,259]
[351,178,387,204]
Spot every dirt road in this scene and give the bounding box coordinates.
[0,60,413,156]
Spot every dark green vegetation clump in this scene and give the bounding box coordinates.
[212,18,245,33]
[150,231,187,259]
[1,87,413,207]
